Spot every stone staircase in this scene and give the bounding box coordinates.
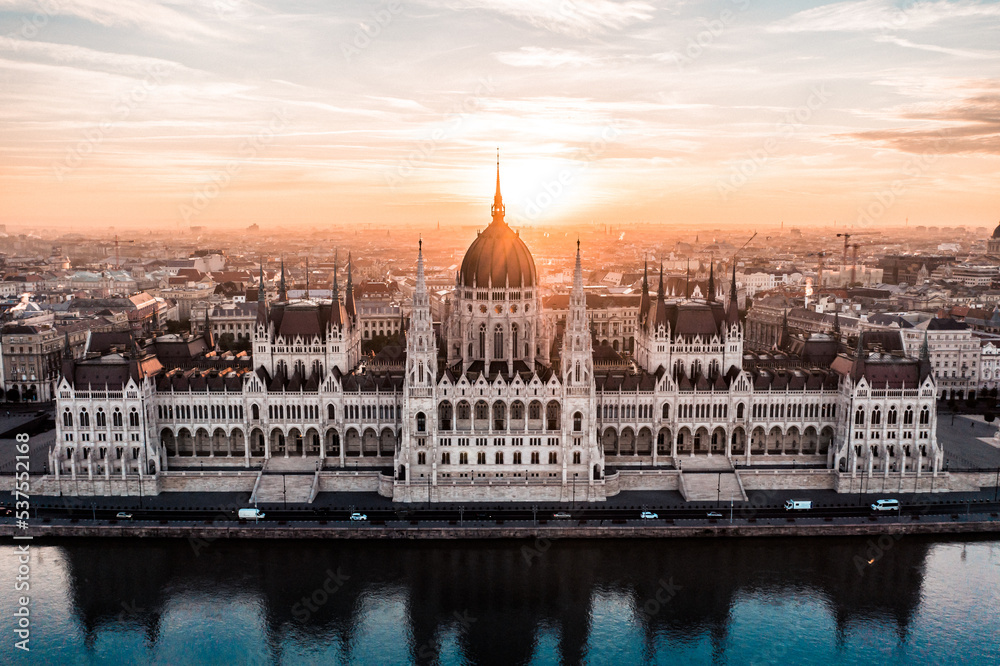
[253,473,315,504]
[680,471,747,502]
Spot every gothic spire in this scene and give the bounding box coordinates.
[491,149,505,225]
[707,260,715,302]
[278,257,287,301]
[345,252,356,319]
[256,260,267,325]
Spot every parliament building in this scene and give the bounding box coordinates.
[47,166,948,502]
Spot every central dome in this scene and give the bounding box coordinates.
[460,220,536,289]
[992,221,1000,239]
[458,162,537,289]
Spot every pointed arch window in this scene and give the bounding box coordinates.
[479,324,486,358]
[494,324,504,358]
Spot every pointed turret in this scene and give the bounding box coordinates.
[305,257,310,299]
[779,309,790,349]
[685,259,690,299]
[491,149,505,225]
[563,239,593,383]
[329,252,343,328]
[278,257,287,301]
[849,329,867,381]
[345,252,356,319]
[203,307,214,349]
[832,310,841,340]
[725,263,739,327]
[918,330,932,381]
[639,260,650,325]
[707,261,715,302]
[256,261,268,326]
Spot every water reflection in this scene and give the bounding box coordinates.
[53,535,947,664]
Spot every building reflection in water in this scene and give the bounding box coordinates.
[61,536,933,664]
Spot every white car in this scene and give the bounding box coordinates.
[349,512,368,521]
[553,512,572,519]
[640,511,658,519]
[871,499,900,511]
[116,512,133,519]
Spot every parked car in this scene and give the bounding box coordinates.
[640,511,658,519]
[115,512,133,519]
[784,500,812,511]
[553,512,572,519]
[350,512,368,521]
[707,511,723,518]
[871,499,900,511]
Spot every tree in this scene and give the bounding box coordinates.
[217,332,236,351]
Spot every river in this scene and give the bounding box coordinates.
[2,536,998,664]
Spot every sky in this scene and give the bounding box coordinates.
[1,0,999,233]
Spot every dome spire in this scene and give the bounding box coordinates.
[491,148,505,225]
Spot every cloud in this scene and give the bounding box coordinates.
[0,0,226,41]
[769,0,1000,34]
[425,0,655,36]
[849,89,1000,154]
[494,46,599,67]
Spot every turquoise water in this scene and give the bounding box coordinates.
[2,536,998,664]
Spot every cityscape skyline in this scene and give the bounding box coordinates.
[2,1,1000,230]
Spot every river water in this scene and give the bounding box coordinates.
[1,536,998,665]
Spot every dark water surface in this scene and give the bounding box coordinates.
[2,535,998,665]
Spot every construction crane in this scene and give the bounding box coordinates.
[112,234,134,270]
[835,232,875,269]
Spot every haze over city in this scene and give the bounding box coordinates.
[2,0,1000,232]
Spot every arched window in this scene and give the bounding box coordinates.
[252,404,260,420]
[512,324,519,358]
[870,407,881,425]
[903,408,914,425]
[510,402,524,419]
[113,409,123,427]
[416,412,426,432]
[79,409,90,427]
[662,403,670,419]
[479,324,486,358]
[887,407,897,425]
[327,404,335,420]
[494,324,503,357]
[529,401,541,420]
[129,409,139,427]
[96,409,106,427]
[475,401,489,420]
[919,407,930,425]
[736,403,744,419]
[854,408,864,425]
[573,412,582,431]
[439,402,453,430]
[63,409,73,427]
